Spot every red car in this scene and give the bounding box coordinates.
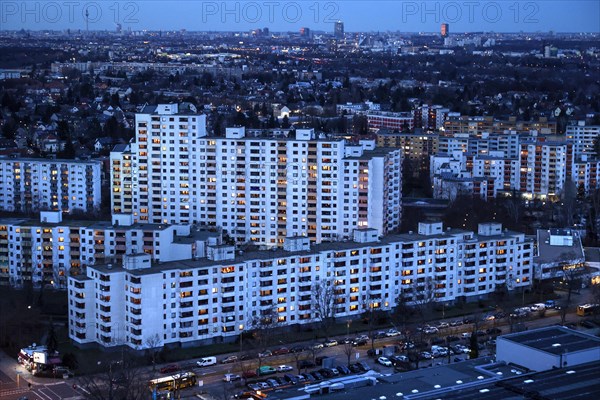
[273,347,289,355]
[160,364,180,374]
[242,370,258,379]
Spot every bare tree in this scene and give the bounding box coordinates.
[311,278,339,339]
[76,354,147,400]
[246,306,281,367]
[144,333,162,372]
[341,341,355,367]
[411,277,437,324]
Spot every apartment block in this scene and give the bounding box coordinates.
[68,222,533,349]
[443,116,556,135]
[431,139,574,200]
[0,157,102,214]
[111,104,402,246]
[566,121,600,160]
[367,111,414,133]
[573,158,600,195]
[518,140,573,199]
[0,211,219,289]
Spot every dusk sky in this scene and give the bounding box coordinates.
[1,1,599,33]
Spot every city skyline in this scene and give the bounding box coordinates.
[1,1,599,33]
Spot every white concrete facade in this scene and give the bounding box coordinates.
[68,222,533,350]
[0,212,219,289]
[111,104,402,247]
[0,157,101,214]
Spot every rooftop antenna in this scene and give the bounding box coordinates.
[85,8,89,32]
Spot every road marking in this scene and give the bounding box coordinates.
[36,387,56,400]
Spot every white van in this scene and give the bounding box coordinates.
[196,356,217,367]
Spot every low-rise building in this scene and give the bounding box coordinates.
[496,326,600,371]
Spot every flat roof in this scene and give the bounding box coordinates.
[320,357,526,400]
[499,326,600,355]
[535,229,584,265]
[413,361,600,400]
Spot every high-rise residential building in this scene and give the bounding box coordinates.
[566,121,600,160]
[68,221,533,349]
[0,211,218,289]
[0,157,102,214]
[110,104,403,247]
[441,23,449,38]
[334,20,344,38]
[431,139,573,201]
[518,140,573,199]
[300,27,310,37]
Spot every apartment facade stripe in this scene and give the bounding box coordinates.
[68,222,533,350]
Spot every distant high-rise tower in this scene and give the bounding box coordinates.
[334,20,344,38]
[441,23,449,38]
[300,27,311,38]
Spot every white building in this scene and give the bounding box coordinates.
[0,157,102,214]
[497,326,600,371]
[111,104,402,247]
[431,139,574,200]
[68,222,533,349]
[566,121,600,160]
[0,211,219,289]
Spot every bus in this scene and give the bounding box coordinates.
[576,304,600,317]
[148,372,197,393]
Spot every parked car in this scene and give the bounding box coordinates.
[531,303,546,311]
[324,339,338,347]
[242,370,258,379]
[336,365,351,375]
[357,361,371,371]
[284,373,299,384]
[437,322,449,329]
[266,378,280,388]
[221,355,239,364]
[159,364,180,374]
[256,366,277,376]
[312,342,324,350]
[378,357,393,367]
[348,363,362,373]
[258,350,273,358]
[247,383,261,391]
[390,355,409,364]
[312,371,325,381]
[277,365,293,372]
[223,373,242,382]
[197,357,217,367]
[301,373,316,383]
[290,345,308,353]
[419,351,433,360]
[450,320,463,326]
[386,328,401,337]
[423,326,439,334]
[352,338,368,346]
[273,347,289,355]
